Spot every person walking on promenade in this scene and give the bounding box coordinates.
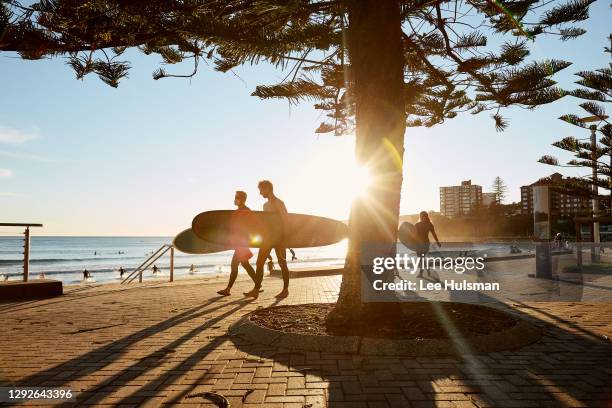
[217,191,258,296]
[414,211,441,276]
[244,180,290,299]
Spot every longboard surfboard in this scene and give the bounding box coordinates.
[173,228,232,254]
[398,221,419,252]
[192,210,348,248]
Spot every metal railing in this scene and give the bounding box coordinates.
[121,244,175,284]
[0,223,43,282]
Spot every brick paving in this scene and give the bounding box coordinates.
[0,273,611,407]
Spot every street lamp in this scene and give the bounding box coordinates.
[578,115,609,262]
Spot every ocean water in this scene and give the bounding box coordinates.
[0,237,534,285]
[0,236,348,285]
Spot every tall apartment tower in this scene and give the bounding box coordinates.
[439,180,483,217]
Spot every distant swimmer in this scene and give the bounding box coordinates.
[218,191,257,297]
[244,180,290,299]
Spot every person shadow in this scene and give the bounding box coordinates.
[10,295,253,407]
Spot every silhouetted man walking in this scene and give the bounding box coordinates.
[244,180,290,299]
[218,191,257,296]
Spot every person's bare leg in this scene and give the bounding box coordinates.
[274,247,289,298]
[244,247,271,298]
[241,261,256,282]
[417,252,424,277]
[241,261,263,292]
[218,253,239,296]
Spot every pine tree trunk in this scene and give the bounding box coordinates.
[327,0,406,327]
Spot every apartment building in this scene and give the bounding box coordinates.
[520,173,592,217]
[440,180,483,217]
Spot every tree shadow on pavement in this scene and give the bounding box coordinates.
[14,296,252,405]
[228,299,611,408]
[5,283,611,407]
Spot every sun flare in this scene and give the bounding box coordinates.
[347,162,374,200]
[290,137,377,219]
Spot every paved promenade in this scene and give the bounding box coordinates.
[0,273,611,407]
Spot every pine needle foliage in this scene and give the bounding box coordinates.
[539,36,612,199]
[1,0,597,132]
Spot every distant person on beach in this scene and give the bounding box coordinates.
[510,244,523,254]
[414,211,441,276]
[554,233,563,250]
[83,269,90,280]
[119,267,125,278]
[244,180,290,299]
[152,265,160,275]
[189,264,197,274]
[218,191,257,296]
[264,250,296,273]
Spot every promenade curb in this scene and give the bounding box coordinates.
[0,279,63,301]
[229,306,542,356]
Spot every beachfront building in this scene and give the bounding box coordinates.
[482,192,498,206]
[520,173,592,217]
[439,180,483,217]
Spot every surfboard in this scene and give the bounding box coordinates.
[173,228,233,254]
[398,221,419,251]
[192,210,348,248]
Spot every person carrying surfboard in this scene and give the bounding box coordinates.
[415,211,442,276]
[244,180,291,299]
[217,191,258,296]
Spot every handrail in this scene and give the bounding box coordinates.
[126,247,172,284]
[0,223,43,282]
[121,244,174,284]
[124,245,171,284]
[121,245,168,284]
[124,245,172,284]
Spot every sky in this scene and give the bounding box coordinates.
[0,1,610,236]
